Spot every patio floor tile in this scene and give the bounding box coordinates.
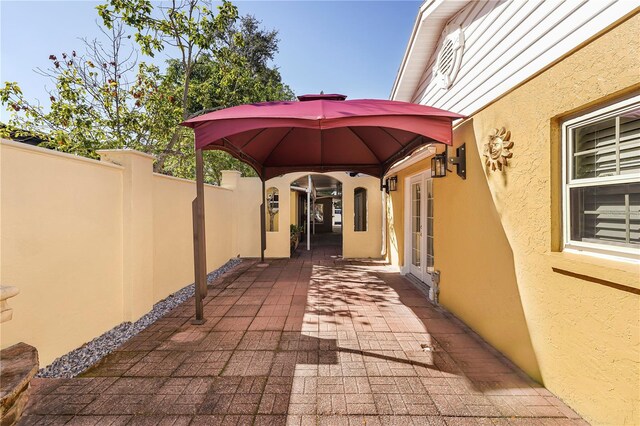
[19,236,585,424]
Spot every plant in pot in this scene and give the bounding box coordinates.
[290,224,302,253]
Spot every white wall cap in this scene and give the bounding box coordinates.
[97,149,156,161]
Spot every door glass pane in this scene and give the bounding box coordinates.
[427,254,434,268]
[411,182,421,267]
[426,178,434,273]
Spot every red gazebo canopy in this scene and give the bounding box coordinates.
[182,94,464,322]
[182,94,464,180]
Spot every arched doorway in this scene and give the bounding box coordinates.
[290,174,343,255]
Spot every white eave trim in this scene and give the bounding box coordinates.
[390,0,471,102]
[385,144,437,177]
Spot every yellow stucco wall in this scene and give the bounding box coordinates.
[387,14,640,425]
[0,140,125,365]
[1,143,239,365]
[233,172,383,259]
[263,176,292,258]
[152,174,237,301]
[339,173,383,259]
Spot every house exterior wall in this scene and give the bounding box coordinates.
[403,0,639,115]
[387,12,639,426]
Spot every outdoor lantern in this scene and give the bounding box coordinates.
[382,176,398,193]
[431,144,466,179]
[387,176,398,192]
[431,153,447,178]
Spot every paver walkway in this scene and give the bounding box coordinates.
[20,236,586,425]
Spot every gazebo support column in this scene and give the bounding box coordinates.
[192,148,207,324]
[307,175,311,250]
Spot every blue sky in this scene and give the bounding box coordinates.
[0,1,421,121]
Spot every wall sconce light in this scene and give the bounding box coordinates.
[431,153,447,178]
[381,176,398,193]
[431,144,466,180]
[387,176,397,192]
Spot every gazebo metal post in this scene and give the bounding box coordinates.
[192,148,207,324]
[260,179,266,263]
[307,175,311,250]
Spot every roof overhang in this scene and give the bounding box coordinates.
[390,0,471,102]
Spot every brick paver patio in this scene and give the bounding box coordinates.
[20,237,586,425]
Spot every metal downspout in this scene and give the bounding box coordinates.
[260,179,266,263]
[381,187,387,258]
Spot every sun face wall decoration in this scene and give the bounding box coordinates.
[483,127,514,171]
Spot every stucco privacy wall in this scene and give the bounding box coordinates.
[1,140,383,365]
[387,13,640,426]
[152,174,236,302]
[0,140,125,365]
[0,143,239,365]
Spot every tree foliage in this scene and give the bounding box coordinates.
[97,0,242,174]
[0,24,149,158]
[1,0,294,184]
[164,14,295,182]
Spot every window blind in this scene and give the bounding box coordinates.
[573,116,640,179]
[570,182,639,247]
[620,116,640,175]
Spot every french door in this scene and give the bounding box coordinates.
[407,173,433,287]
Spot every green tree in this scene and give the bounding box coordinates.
[1,1,294,184]
[97,0,239,173]
[162,14,295,182]
[0,23,147,157]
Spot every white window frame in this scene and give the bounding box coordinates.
[562,94,640,261]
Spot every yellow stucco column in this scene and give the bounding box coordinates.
[98,149,155,322]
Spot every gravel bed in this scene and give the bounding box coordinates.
[36,257,242,378]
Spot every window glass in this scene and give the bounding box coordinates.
[573,118,617,179]
[565,99,640,258]
[354,187,367,232]
[569,183,639,248]
[266,187,279,232]
[620,114,640,175]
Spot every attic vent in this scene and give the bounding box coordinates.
[433,25,465,90]
[437,39,455,76]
